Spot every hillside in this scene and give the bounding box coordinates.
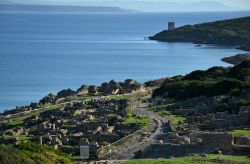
[153,61,250,100]
[149,17,250,51]
[0,142,73,164]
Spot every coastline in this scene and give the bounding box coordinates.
[221,53,250,65]
[1,49,249,115]
[2,12,250,112]
[2,48,249,114]
[149,16,250,52]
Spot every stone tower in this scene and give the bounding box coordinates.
[168,22,175,31]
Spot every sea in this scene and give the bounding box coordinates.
[0,11,250,112]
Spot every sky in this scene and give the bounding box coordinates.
[1,0,250,12]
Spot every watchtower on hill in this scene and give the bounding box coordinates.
[168,22,175,31]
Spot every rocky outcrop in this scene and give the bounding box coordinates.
[56,89,76,99]
[99,79,147,95]
[77,85,88,95]
[222,54,250,65]
[88,85,97,95]
[37,79,148,104]
[101,80,122,95]
[122,79,141,93]
[39,93,56,104]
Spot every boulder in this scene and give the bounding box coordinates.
[101,80,121,95]
[77,85,88,95]
[100,82,109,92]
[56,89,76,99]
[88,85,97,95]
[39,93,55,104]
[30,102,39,108]
[123,79,141,93]
[109,80,120,90]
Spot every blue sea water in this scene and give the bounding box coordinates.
[0,11,250,111]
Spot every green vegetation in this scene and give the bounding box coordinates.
[123,111,149,128]
[149,103,177,118]
[169,115,186,131]
[154,78,246,100]
[17,135,30,141]
[3,104,60,128]
[149,104,187,131]
[68,94,99,101]
[0,142,73,164]
[236,97,250,106]
[124,154,250,164]
[153,62,250,101]
[231,129,250,137]
[5,119,24,126]
[27,104,59,117]
[150,16,250,49]
[109,92,148,101]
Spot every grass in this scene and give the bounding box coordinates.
[123,111,150,128]
[149,104,177,118]
[0,142,73,164]
[17,135,30,141]
[169,115,186,131]
[31,104,59,116]
[149,103,186,131]
[109,92,148,101]
[124,154,250,164]
[236,97,250,106]
[231,128,250,137]
[4,104,59,126]
[5,119,24,126]
[68,94,98,101]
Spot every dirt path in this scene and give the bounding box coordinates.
[109,103,166,160]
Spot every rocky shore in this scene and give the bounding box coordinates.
[222,53,250,65]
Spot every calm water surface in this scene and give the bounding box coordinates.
[0,11,250,111]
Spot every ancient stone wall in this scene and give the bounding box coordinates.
[140,132,234,158]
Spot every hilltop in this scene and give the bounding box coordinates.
[149,17,250,51]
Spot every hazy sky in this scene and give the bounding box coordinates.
[2,0,250,12]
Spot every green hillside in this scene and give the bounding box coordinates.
[0,142,73,164]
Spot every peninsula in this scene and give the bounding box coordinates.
[222,53,250,65]
[149,16,250,51]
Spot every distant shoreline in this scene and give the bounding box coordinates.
[0,4,128,13]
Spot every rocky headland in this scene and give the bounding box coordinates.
[222,53,250,65]
[149,16,250,51]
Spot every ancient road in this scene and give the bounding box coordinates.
[110,103,166,160]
